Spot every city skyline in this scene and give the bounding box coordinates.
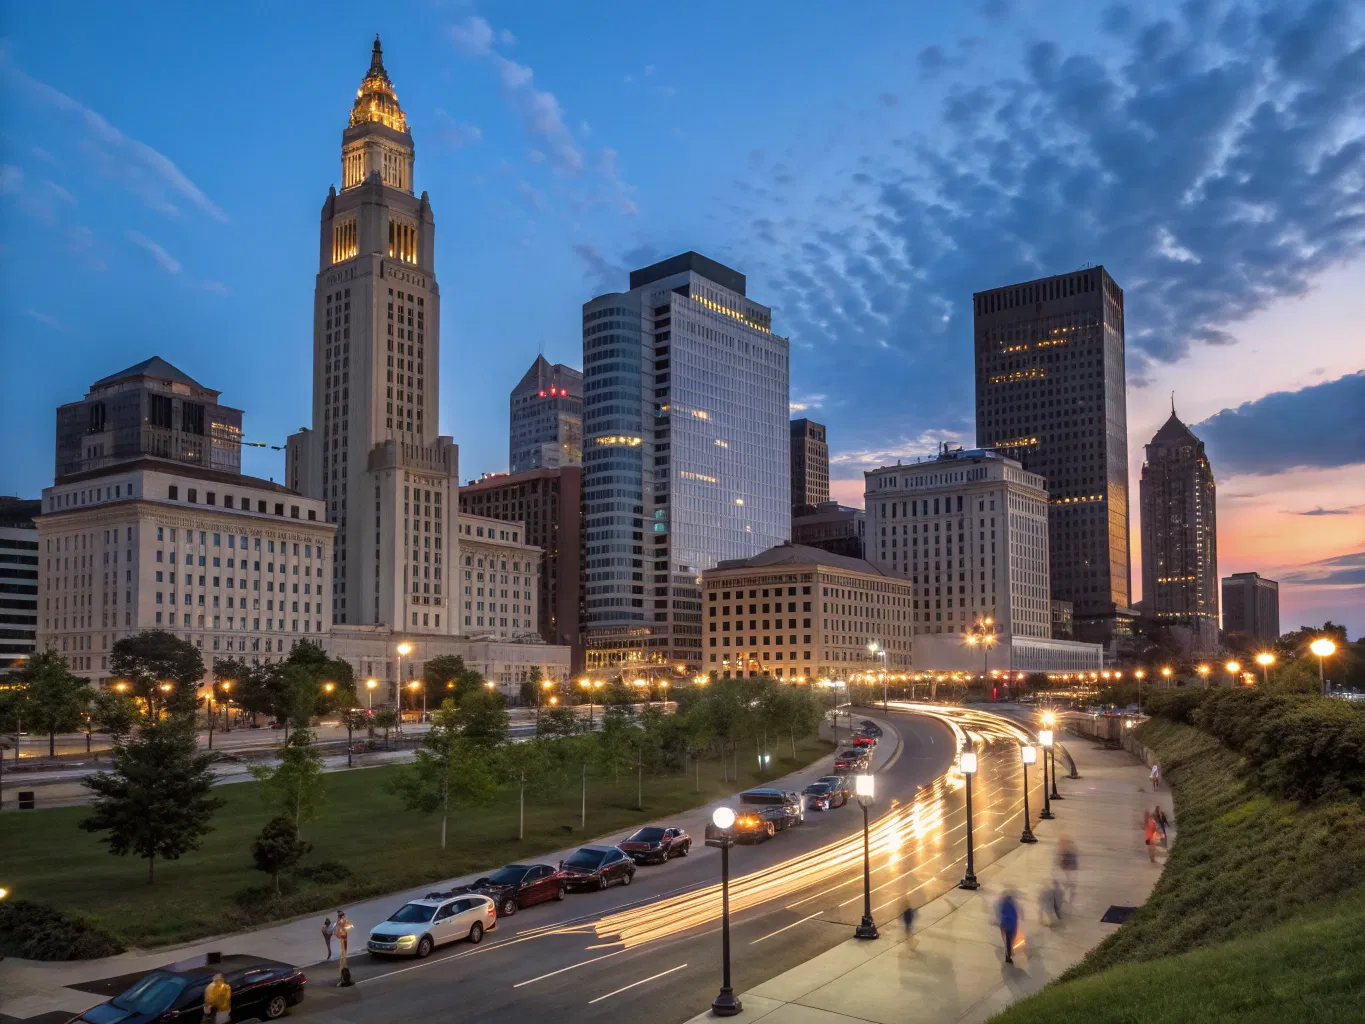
[1,1,1362,635]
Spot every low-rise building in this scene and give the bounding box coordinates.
[792,501,865,560]
[701,542,912,681]
[911,630,1102,675]
[454,511,541,643]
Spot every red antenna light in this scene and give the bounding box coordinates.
[538,390,546,398]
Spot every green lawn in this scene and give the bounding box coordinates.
[1,737,833,949]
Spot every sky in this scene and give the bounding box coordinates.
[1,0,1361,635]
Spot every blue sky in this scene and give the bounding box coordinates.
[2,0,1362,633]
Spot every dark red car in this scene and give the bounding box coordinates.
[618,826,692,865]
[452,863,565,917]
[559,845,636,891]
[852,734,877,748]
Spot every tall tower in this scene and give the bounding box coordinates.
[287,37,460,657]
[790,418,829,507]
[973,267,1132,647]
[509,356,583,474]
[1140,406,1219,652]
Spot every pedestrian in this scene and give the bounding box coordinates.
[1156,805,1170,847]
[1150,763,1160,790]
[1057,837,1079,902]
[1039,877,1064,924]
[1144,811,1159,863]
[902,905,917,935]
[321,916,334,961]
[335,910,354,974]
[997,890,1021,964]
[202,974,231,1024]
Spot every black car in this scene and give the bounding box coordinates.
[858,720,883,737]
[817,775,852,803]
[706,788,804,843]
[559,845,636,891]
[833,748,871,773]
[69,963,306,1023]
[452,863,566,917]
[618,826,692,864]
[803,781,847,810]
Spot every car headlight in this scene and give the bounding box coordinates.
[396,935,417,946]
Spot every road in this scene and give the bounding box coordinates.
[293,705,1041,1024]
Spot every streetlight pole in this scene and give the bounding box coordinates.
[395,642,412,727]
[1255,652,1275,686]
[854,774,879,939]
[708,807,741,1017]
[1039,730,1054,819]
[366,679,377,711]
[1310,639,1336,696]
[1135,669,1145,715]
[1042,712,1063,800]
[958,751,979,890]
[1019,745,1038,843]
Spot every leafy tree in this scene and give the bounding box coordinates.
[1266,658,1322,695]
[249,728,325,828]
[595,708,637,784]
[453,688,510,748]
[389,700,499,848]
[340,708,369,767]
[424,655,484,702]
[373,707,399,749]
[109,631,204,716]
[89,686,140,745]
[251,815,311,893]
[19,651,90,756]
[80,718,224,883]
[497,739,556,840]
[539,703,580,739]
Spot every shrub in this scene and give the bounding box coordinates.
[0,899,125,961]
[294,860,355,884]
[1145,688,1206,724]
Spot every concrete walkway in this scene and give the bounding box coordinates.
[686,736,1172,1023]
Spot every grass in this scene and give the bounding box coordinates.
[990,717,1365,1023]
[1,737,833,949]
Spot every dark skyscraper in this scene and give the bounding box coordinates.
[509,356,583,474]
[790,418,830,507]
[973,266,1132,645]
[1139,408,1219,652]
[1222,572,1279,649]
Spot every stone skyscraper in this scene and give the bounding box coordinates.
[509,356,583,474]
[287,38,461,640]
[974,267,1132,646]
[1140,407,1219,651]
[790,418,829,507]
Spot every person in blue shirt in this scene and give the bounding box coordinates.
[997,890,1021,964]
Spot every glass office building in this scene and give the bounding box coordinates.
[582,252,790,672]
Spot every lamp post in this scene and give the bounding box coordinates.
[1310,638,1336,696]
[707,806,741,1017]
[1224,660,1240,687]
[1042,711,1063,800]
[538,679,553,725]
[966,618,997,695]
[1134,669,1145,715]
[204,685,216,751]
[1161,666,1172,688]
[958,751,979,890]
[1019,745,1038,843]
[868,642,887,710]
[365,678,377,710]
[395,641,412,711]
[1255,652,1275,685]
[854,774,879,939]
[1039,730,1055,819]
[220,680,233,732]
[1197,664,1210,688]
[409,680,424,721]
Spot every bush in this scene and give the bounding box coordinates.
[0,898,125,961]
[294,860,355,884]
[1145,688,1206,724]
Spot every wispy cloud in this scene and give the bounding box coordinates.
[828,430,969,474]
[1280,550,1365,587]
[790,391,826,413]
[126,231,181,274]
[1288,504,1365,516]
[433,108,483,149]
[25,309,62,330]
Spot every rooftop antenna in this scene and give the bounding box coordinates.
[1171,391,1176,417]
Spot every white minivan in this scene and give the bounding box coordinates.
[367,892,498,958]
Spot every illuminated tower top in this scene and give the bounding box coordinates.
[342,36,413,192]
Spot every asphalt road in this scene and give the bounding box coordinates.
[293,705,1041,1024]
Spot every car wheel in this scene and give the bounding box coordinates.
[264,994,289,1020]
[678,841,690,856]
[598,875,609,891]
[500,896,517,917]
[416,935,434,958]
[764,821,776,839]
[622,869,633,886]
[468,921,484,944]
[554,885,566,901]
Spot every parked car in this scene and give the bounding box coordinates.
[367,893,497,957]
[851,733,878,749]
[707,788,804,842]
[452,863,565,917]
[833,749,871,773]
[66,962,306,1023]
[618,826,691,865]
[858,720,883,737]
[803,781,847,810]
[559,845,636,890]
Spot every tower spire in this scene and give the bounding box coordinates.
[1171,391,1177,417]
[370,34,387,78]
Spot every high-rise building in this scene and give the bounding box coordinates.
[790,418,829,507]
[792,501,865,559]
[1222,572,1279,649]
[510,356,583,474]
[0,497,41,675]
[460,467,583,669]
[1139,408,1219,652]
[865,447,1051,641]
[286,37,462,650]
[581,251,790,672]
[974,267,1133,646]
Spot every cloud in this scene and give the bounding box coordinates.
[0,164,20,194]
[573,242,626,293]
[979,0,1013,20]
[828,430,970,474]
[493,56,584,174]
[433,108,483,149]
[450,16,494,56]
[1195,371,1365,476]
[878,92,900,107]
[25,309,62,330]
[7,63,227,223]
[1289,504,1365,516]
[126,231,181,274]
[201,280,229,297]
[790,392,826,413]
[1281,550,1365,587]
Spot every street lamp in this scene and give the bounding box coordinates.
[1134,669,1146,714]
[707,806,741,1017]
[1041,712,1063,800]
[396,641,413,708]
[1039,730,1055,819]
[409,680,424,720]
[854,774,878,939]
[1224,660,1241,686]
[365,679,377,710]
[958,751,979,890]
[868,642,888,711]
[1310,638,1336,695]
[1019,745,1038,844]
[1161,666,1172,687]
[219,680,233,732]
[1255,652,1275,685]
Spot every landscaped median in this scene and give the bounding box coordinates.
[991,692,1365,1023]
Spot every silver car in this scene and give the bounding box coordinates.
[367,892,497,958]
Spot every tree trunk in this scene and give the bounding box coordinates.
[441,787,449,849]
[721,742,728,783]
[790,727,797,759]
[273,870,281,894]
[695,751,701,791]
[580,763,587,830]
[519,780,525,841]
[637,751,643,811]
[147,854,155,885]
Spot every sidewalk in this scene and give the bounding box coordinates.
[0,709,892,1022]
[686,736,1173,1024]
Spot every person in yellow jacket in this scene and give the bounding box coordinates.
[203,974,231,1024]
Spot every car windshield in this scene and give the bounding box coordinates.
[838,750,862,758]
[112,974,187,1013]
[819,777,843,786]
[805,783,831,794]
[566,849,606,870]
[486,866,528,885]
[740,791,784,805]
[388,902,437,923]
[629,827,666,841]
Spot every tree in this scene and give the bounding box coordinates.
[340,708,369,768]
[424,655,483,702]
[251,815,311,893]
[249,728,325,828]
[373,707,399,749]
[109,631,204,717]
[595,708,637,784]
[388,700,499,848]
[540,703,579,739]
[89,686,139,745]
[80,718,224,883]
[453,688,511,748]
[519,665,545,708]
[19,651,90,756]
[497,739,555,840]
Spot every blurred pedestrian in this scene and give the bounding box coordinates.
[335,910,354,971]
[1058,837,1079,901]
[1150,763,1160,790]
[321,916,334,961]
[202,974,231,1024]
[1144,811,1159,862]
[902,905,917,935]
[1039,877,1064,924]
[1155,805,1170,846]
[997,890,1021,964]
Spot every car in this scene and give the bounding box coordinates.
[367,893,497,957]
[851,733,878,749]
[451,863,565,917]
[618,826,692,865]
[707,788,804,842]
[833,749,871,773]
[817,775,852,801]
[558,845,636,890]
[803,780,848,810]
[67,962,306,1023]
[858,720,882,736]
